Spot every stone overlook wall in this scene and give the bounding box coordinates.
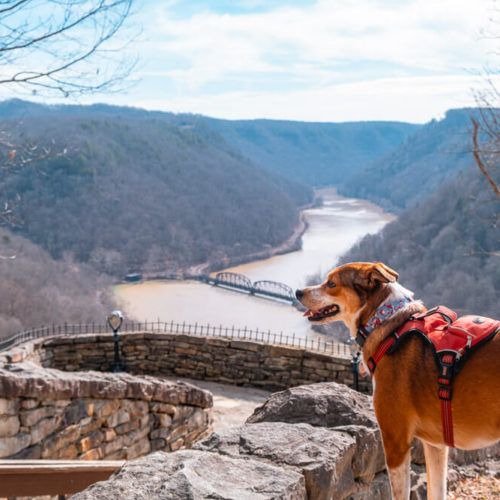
[74,382,500,500]
[75,383,390,500]
[0,341,213,460]
[0,329,367,464]
[41,331,370,393]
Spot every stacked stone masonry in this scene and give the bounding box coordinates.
[40,332,370,393]
[0,330,365,463]
[75,382,500,500]
[0,337,213,461]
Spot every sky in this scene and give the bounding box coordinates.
[13,0,500,123]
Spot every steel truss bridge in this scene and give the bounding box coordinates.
[195,272,296,303]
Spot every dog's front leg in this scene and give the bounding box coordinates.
[422,441,448,500]
[387,451,411,500]
[379,428,412,500]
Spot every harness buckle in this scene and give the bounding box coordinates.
[356,327,369,347]
[437,352,457,401]
[439,352,456,367]
[438,385,452,401]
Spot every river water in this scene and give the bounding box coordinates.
[114,189,394,340]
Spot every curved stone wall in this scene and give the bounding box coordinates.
[0,340,213,460]
[39,331,370,393]
[0,330,367,462]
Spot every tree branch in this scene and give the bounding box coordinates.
[471,118,500,197]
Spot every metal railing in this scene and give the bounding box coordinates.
[0,320,352,358]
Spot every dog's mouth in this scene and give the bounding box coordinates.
[303,304,340,322]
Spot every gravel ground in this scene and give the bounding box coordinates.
[449,474,500,499]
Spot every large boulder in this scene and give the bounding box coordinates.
[242,382,393,499]
[196,421,388,500]
[247,382,377,429]
[197,422,351,499]
[72,450,307,500]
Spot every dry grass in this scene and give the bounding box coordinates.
[449,474,500,499]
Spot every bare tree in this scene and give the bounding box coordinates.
[0,0,136,97]
[472,2,500,197]
[471,115,499,197]
[0,0,137,210]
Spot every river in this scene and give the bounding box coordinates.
[114,189,394,340]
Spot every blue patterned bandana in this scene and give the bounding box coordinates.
[363,296,414,335]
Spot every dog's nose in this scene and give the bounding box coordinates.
[295,289,304,300]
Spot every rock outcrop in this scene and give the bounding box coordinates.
[73,450,307,500]
[247,382,377,428]
[76,382,390,500]
[196,422,388,500]
[77,380,500,499]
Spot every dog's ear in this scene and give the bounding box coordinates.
[369,262,399,285]
[353,262,398,291]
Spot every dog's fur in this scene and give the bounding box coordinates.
[296,262,500,500]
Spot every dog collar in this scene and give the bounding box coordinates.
[356,296,413,346]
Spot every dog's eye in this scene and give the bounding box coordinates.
[326,280,336,288]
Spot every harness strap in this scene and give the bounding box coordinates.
[437,352,456,447]
[367,326,456,448]
[366,334,397,373]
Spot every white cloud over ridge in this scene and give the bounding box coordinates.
[132,73,496,123]
[10,0,497,122]
[128,0,498,122]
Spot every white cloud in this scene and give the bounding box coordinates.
[127,73,496,123]
[7,0,498,122]
[145,0,496,87]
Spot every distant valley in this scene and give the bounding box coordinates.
[0,99,416,275]
[0,99,496,333]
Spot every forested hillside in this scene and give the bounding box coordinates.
[1,113,309,275]
[202,118,419,186]
[341,168,499,317]
[0,229,113,337]
[0,99,422,276]
[0,100,418,188]
[339,109,479,211]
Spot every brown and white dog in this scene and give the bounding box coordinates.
[295,261,500,500]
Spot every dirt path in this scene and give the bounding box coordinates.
[166,377,271,432]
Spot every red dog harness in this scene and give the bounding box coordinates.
[365,306,499,447]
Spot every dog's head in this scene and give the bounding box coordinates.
[296,261,399,331]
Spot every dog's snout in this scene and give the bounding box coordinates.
[295,289,304,300]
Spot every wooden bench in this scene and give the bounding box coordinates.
[0,460,124,497]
